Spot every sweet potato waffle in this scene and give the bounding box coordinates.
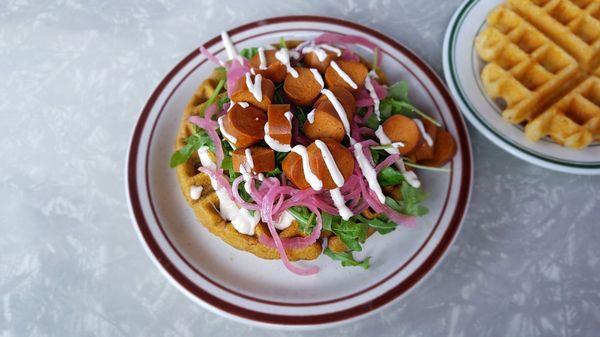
[475,0,600,149]
[174,71,322,261]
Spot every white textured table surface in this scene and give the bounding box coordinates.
[2,1,600,336]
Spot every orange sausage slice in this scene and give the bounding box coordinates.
[303,50,338,73]
[282,152,310,189]
[324,60,368,93]
[223,103,267,148]
[307,141,354,190]
[304,86,356,142]
[267,104,292,146]
[420,130,457,167]
[414,119,439,162]
[249,49,287,83]
[283,67,323,106]
[231,75,275,111]
[232,146,275,173]
[381,114,422,155]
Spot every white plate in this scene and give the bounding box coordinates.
[443,0,600,175]
[126,15,472,329]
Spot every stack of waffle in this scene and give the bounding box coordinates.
[475,0,600,149]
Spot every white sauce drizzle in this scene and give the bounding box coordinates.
[284,111,293,125]
[274,210,295,230]
[365,77,381,121]
[275,48,299,78]
[291,145,322,190]
[375,126,421,188]
[220,31,238,61]
[321,89,351,137]
[237,101,249,109]
[330,188,353,220]
[190,185,203,200]
[330,60,358,89]
[413,118,434,147]
[263,123,292,152]
[257,47,267,70]
[309,68,324,88]
[320,44,342,56]
[217,116,237,144]
[239,164,254,194]
[314,140,345,187]
[244,148,254,169]
[198,146,260,235]
[368,69,379,79]
[307,109,315,124]
[314,140,352,220]
[353,142,386,203]
[245,73,263,102]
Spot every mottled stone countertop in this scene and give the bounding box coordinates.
[1,0,599,336]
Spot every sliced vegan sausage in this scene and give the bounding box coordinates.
[249,49,287,83]
[420,130,457,167]
[282,152,310,189]
[324,60,368,93]
[232,146,275,173]
[414,118,439,162]
[303,49,338,73]
[223,103,267,148]
[283,67,323,106]
[266,104,292,146]
[307,141,354,190]
[382,114,423,155]
[304,86,356,142]
[231,74,275,111]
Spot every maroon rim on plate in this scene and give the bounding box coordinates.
[127,15,472,326]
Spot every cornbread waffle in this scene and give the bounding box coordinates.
[175,71,322,261]
[475,0,600,149]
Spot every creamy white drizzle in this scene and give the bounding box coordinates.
[321,89,351,138]
[284,111,293,125]
[239,164,254,194]
[413,118,434,146]
[353,142,386,203]
[330,60,358,89]
[365,77,381,121]
[190,185,203,200]
[244,148,254,170]
[291,145,322,190]
[217,116,237,144]
[302,43,342,62]
[198,146,260,235]
[309,68,324,88]
[307,109,315,124]
[368,69,379,79]
[274,210,295,230]
[264,124,292,152]
[245,73,263,102]
[275,48,299,78]
[330,188,353,220]
[257,47,267,70]
[314,140,344,187]
[221,32,238,61]
[237,101,249,109]
[315,140,352,220]
[375,126,421,188]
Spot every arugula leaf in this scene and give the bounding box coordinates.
[217,95,230,110]
[294,105,309,128]
[324,248,371,269]
[322,212,338,232]
[384,181,429,217]
[214,66,227,78]
[288,206,316,235]
[279,37,286,49]
[196,79,226,116]
[357,107,367,117]
[221,155,233,171]
[169,129,214,168]
[388,80,409,101]
[377,167,404,186]
[273,84,286,104]
[239,47,258,60]
[365,114,380,130]
[358,215,397,235]
[332,220,368,252]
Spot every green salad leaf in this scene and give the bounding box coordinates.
[239,47,258,60]
[324,248,371,269]
[377,166,404,186]
[358,215,397,235]
[379,80,441,127]
[279,37,286,49]
[384,181,429,216]
[169,128,214,168]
